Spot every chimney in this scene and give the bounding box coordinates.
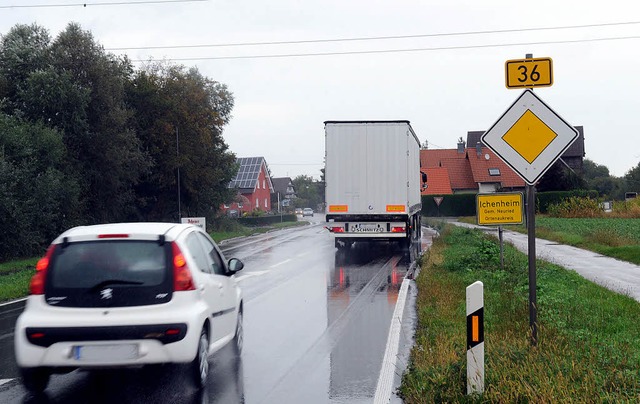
[457,137,466,154]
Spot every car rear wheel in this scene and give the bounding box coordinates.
[233,310,243,355]
[190,328,209,389]
[20,367,50,393]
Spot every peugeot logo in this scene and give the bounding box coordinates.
[100,288,113,300]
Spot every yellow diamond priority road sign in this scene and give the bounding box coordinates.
[481,90,578,185]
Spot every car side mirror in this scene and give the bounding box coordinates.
[228,258,244,273]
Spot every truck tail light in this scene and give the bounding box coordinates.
[329,227,345,233]
[171,242,195,291]
[391,226,406,233]
[30,244,57,295]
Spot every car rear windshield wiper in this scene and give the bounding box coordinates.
[88,279,144,293]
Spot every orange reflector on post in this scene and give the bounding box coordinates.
[472,316,479,342]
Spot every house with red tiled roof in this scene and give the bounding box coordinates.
[421,143,526,194]
[420,167,453,195]
[421,127,585,195]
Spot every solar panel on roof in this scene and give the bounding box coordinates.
[228,157,266,189]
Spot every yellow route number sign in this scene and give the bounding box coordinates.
[476,193,524,226]
[505,58,553,89]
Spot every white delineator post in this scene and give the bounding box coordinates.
[466,281,484,395]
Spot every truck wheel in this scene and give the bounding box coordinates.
[20,367,50,393]
[399,238,410,251]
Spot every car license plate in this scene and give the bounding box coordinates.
[74,344,139,361]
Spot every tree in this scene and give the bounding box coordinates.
[127,62,236,221]
[47,23,150,223]
[0,113,81,260]
[536,160,586,192]
[625,161,640,193]
[0,24,51,111]
[581,159,625,199]
[292,175,322,209]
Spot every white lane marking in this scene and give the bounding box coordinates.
[235,271,270,282]
[269,259,292,269]
[374,278,410,404]
[0,298,27,307]
[0,379,13,387]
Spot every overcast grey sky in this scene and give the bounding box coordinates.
[2,0,640,179]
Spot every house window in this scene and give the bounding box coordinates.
[255,199,259,208]
[263,180,266,189]
[488,168,500,176]
[223,204,229,209]
[256,181,260,189]
[238,202,243,209]
[264,198,267,208]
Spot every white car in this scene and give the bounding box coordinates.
[14,222,244,393]
[302,208,314,217]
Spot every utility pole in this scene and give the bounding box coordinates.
[176,126,181,222]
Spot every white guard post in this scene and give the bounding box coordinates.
[466,281,484,395]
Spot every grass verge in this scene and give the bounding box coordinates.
[457,216,640,265]
[0,220,305,303]
[400,224,640,402]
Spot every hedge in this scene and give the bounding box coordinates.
[421,194,476,217]
[421,190,600,217]
[237,214,297,226]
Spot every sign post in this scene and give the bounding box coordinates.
[482,54,577,346]
[476,192,523,270]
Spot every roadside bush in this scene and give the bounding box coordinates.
[612,198,640,218]
[547,196,602,218]
[537,190,598,213]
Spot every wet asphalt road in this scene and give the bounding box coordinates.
[0,216,433,403]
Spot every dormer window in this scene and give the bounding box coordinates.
[488,168,500,176]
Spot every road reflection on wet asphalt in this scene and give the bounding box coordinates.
[0,219,434,403]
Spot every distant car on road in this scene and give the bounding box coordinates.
[303,208,314,217]
[295,208,303,215]
[14,222,245,393]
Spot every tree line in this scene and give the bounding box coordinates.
[0,23,237,261]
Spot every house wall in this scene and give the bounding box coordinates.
[478,183,499,193]
[253,166,272,211]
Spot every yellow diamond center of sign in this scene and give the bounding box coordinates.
[502,110,557,164]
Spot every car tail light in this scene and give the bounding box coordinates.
[98,234,130,239]
[391,226,406,233]
[171,242,195,291]
[30,244,56,295]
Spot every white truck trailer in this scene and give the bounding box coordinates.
[324,121,422,250]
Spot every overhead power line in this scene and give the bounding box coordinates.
[0,0,207,9]
[131,35,640,62]
[109,20,640,51]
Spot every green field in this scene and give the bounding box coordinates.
[526,217,640,265]
[459,216,640,265]
[400,225,640,402]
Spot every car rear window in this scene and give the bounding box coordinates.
[45,240,173,308]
